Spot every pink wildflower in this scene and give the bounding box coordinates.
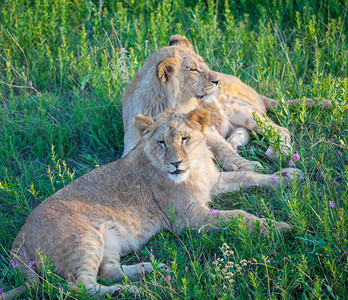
[210,208,220,217]
[166,275,171,280]
[11,261,18,268]
[29,261,35,269]
[265,259,270,264]
[56,108,60,112]
[289,160,295,166]
[338,151,342,156]
[271,177,278,185]
[329,201,335,208]
[293,153,300,161]
[29,81,33,86]
[185,266,188,272]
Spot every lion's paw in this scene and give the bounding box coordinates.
[235,160,263,171]
[265,144,291,158]
[160,263,171,273]
[276,221,292,231]
[221,162,239,171]
[256,218,292,235]
[127,285,139,294]
[273,168,303,185]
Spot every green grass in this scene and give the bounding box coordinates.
[1,0,348,298]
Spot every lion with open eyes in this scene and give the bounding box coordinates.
[122,34,342,168]
[4,109,299,300]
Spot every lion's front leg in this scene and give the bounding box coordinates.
[188,207,291,235]
[204,127,262,171]
[212,168,303,195]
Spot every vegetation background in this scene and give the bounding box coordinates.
[0,0,347,298]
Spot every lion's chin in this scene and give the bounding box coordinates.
[168,170,190,184]
[201,94,215,103]
[200,88,217,103]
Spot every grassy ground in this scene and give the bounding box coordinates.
[0,0,347,299]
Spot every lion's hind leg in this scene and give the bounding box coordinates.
[68,252,138,299]
[258,94,280,110]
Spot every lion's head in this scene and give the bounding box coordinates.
[122,35,219,157]
[155,47,220,106]
[133,108,211,183]
[122,38,220,111]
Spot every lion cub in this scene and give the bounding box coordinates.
[7,109,300,299]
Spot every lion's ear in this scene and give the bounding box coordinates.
[134,114,154,136]
[187,108,211,131]
[169,34,193,50]
[157,58,180,82]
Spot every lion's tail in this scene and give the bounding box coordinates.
[260,94,348,111]
[0,246,39,300]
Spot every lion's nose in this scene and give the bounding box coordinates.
[170,160,183,168]
[211,78,220,85]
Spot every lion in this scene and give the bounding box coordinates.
[2,109,301,300]
[122,34,343,168]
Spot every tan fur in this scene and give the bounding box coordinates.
[122,42,262,171]
[3,109,300,300]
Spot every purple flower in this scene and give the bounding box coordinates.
[271,177,278,185]
[166,275,171,280]
[150,254,154,260]
[329,201,335,208]
[289,160,295,167]
[56,108,60,112]
[265,259,270,264]
[0,288,3,294]
[150,248,153,253]
[210,208,221,217]
[185,266,188,272]
[29,261,35,269]
[293,153,300,161]
[11,261,18,268]
[338,151,342,156]
[28,81,33,86]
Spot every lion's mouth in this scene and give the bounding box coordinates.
[195,86,217,99]
[170,169,187,175]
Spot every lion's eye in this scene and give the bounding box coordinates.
[157,140,167,147]
[186,66,198,72]
[182,136,190,143]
